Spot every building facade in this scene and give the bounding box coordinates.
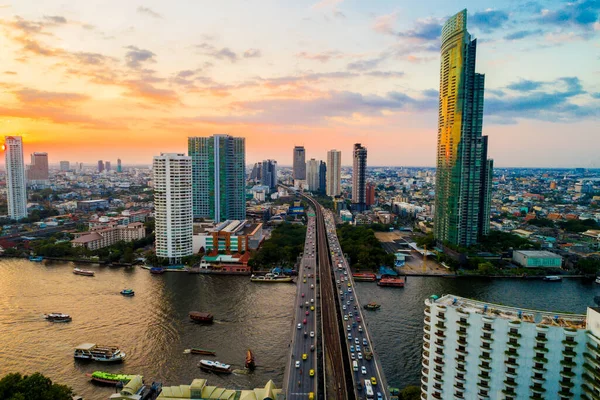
[59,161,70,172]
[306,158,321,192]
[319,161,327,193]
[366,182,376,207]
[512,250,562,268]
[260,159,277,189]
[27,152,49,184]
[188,135,245,222]
[71,222,145,251]
[153,153,193,264]
[97,160,104,173]
[352,143,367,211]
[4,136,27,220]
[326,149,341,197]
[433,9,493,247]
[421,294,598,400]
[293,146,306,181]
[117,158,122,173]
[105,161,111,171]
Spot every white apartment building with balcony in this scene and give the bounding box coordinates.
[421,294,600,400]
[153,153,193,264]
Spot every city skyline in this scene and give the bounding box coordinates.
[0,1,598,168]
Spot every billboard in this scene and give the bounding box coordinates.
[289,206,304,214]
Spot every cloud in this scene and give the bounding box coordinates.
[364,71,405,78]
[71,51,116,66]
[124,45,156,68]
[333,10,346,19]
[196,43,238,62]
[538,0,600,29]
[13,88,90,105]
[592,92,600,99]
[397,17,444,42]
[123,80,179,104]
[243,48,262,58]
[312,0,343,9]
[506,79,544,91]
[504,29,544,40]
[372,12,398,35]
[0,105,120,129]
[43,15,67,24]
[137,6,162,19]
[4,71,17,75]
[347,57,384,71]
[470,9,510,32]
[297,51,342,63]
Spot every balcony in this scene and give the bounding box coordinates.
[455,375,466,384]
[421,376,429,386]
[423,342,430,351]
[503,379,518,387]
[456,330,468,338]
[562,339,578,347]
[559,380,575,389]
[433,375,444,384]
[424,324,431,332]
[562,348,577,358]
[557,389,573,398]
[529,385,546,394]
[532,364,547,373]
[425,307,431,317]
[454,357,466,366]
[532,356,548,364]
[479,363,492,372]
[434,358,445,367]
[423,334,431,343]
[481,335,494,344]
[457,309,469,318]
[505,369,518,379]
[456,348,468,357]
[422,367,429,377]
[457,320,470,328]
[507,331,522,339]
[437,314,447,322]
[507,341,520,349]
[424,316,431,323]
[536,325,549,333]
[531,375,545,384]
[435,322,447,331]
[508,320,521,327]
[560,369,575,379]
[504,359,519,367]
[535,336,548,343]
[534,346,549,353]
[482,325,494,333]
[422,359,430,369]
[482,315,495,323]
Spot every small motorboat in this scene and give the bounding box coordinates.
[29,256,44,262]
[198,359,232,374]
[364,302,381,310]
[184,348,216,356]
[150,267,165,275]
[86,371,137,385]
[595,277,600,284]
[543,275,562,282]
[189,311,214,323]
[120,289,135,297]
[44,313,72,322]
[73,268,95,277]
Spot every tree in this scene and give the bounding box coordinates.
[478,262,494,275]
[399,386,421,400]
[576,257,600,275]
[0,372,73,400]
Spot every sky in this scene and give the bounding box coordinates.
[0,0,599,168]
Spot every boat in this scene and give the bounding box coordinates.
[29,256,44,262]
[595,277,600,284]
[352,273,377,282]
[120,288,135,296]
[198,359,232,374]
[44,313,72,322]
[543,275,562,282]
[185,348,216,356]
[150,267,165,275]
[377,276,405,287]
[189,311,214,323]
[364,302,381,311]
[73,268,95,277]
[250,273,293,283]
[74,343,126,362]
[86,371,137,385]
[245,349,256,370]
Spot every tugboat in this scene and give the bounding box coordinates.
[150,267,165,275]
[74,343,126,362]
[73,268,95,277]
[363,302,381,311]
[86,371,137,385]
[352,273,376,282]
[189,311,214,323]
[120,288,135,296]
[198,359,232,374]
[44,313,72,322]
[250,273,293,283]
[377,276,405,287]
[245,349,256,370]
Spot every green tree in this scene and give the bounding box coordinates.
[576,258,600,275]
[0,372,73,400]
[399,385,421,400]
[478,262,494,275]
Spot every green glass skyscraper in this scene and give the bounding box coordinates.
[434,9,493,247]
[188,135,246,223]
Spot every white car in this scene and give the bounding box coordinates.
[343,305,347,310]
[295,361,301,368]
[348,333,352,340]
[297,323,302,329]
[361,366,367,375]
[344,315,349,321]
[351,353,356,360]
[348,288,352,293]
[310,331,314,337]
[358,352,363,360]
[311,298,314,303]
[363,338,368,346]
[355,338,360,345]
[347,325,351,331]
[356,345,361,352]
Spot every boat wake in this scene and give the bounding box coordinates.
[232,369,249,375]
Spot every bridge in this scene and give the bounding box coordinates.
[282,186,388,400]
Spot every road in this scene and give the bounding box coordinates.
[284,212,318,398]
[323,209,388,400]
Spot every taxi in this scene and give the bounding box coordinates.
[302,353,308,360]
[310,305,315,311]
[371,377,377,385]
[309,369,315,377]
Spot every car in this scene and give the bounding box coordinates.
[377,392,383,400]
[336,280,340,284]
[350,345,355,352]
[303,279,307,283]
[310,298,314,303]
[302,353,308,360]
[348,288,352,292]
[309,369,315,377]
[358,352,363,360]
[305,311,309,316]
[310,344,315,352]
[354,310,359,315]
[304,331,308,337]
[310,331,314,337]
[344,315,348,321]
[354,305,357,310]
[303,275,306,278]
[348,313,353,319]
[348,333,352,340]
[340,290,343,295]
[347,325,351,331]
[361,366,367,375]
[350,296,354,301]
[357,316,361,322]
[297,323,302,329]
[305,301,309,307]
[356,345,361,352]
[302,293,305,297]
[311,284,314,289]
[295,361,300,368]
[310,305,315,311]
[355,338,359,344]
[371,377,377,385]
[351,353,356,360]
[303,318,307,324]
[347,282,351,287]
[343,305,347,310]
[363,338,368,345]
[358,325,363,332]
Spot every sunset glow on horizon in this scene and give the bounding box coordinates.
[0,0,599,167]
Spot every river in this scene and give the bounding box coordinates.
[0,259,598,399]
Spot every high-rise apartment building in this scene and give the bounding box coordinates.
[293,146,306,181]
[27,152,49,184]
[153,153,193,264]
[366,182,375,207]
[421,294,600,400]
[319,161,327,193]
[433,9,493,247]
[306,158,320,192]
[250,162,262,181]
[4,136,27,220]
[117,158,122,173]
[260,159,277,190]
[326,150,341,197]
[59,161,70,172]
[97,160,104,173]
[105,161,111,171]
[188,135,246,222]
[352,143,367,211]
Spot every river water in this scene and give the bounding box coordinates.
[1,259,598,399]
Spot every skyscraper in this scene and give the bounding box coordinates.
[188,135,246,222]
[27,152,49,184]
[434,9,493,247]
[97,160,104,173]
[153,153,193,264]
[326,149,341,197]
[366,182,375,207]
[4,136,27,220]
[250,162,262,181]
[105,161,111,171]
[352,143,367,211]
[292,146,306,181]
[59,161,70,172]
[306,158,320,192]
[261,159,277,189]
[319,161,327,193]
[117,158,122,173]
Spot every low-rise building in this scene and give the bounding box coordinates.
[77,199,109,212]
[71,222,145,251]
[512,250,562,268]
[192,220,263,254]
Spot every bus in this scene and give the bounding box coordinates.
[364,380,374,398]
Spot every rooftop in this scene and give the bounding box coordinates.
[427,294,586,329]
[514,250,562,258]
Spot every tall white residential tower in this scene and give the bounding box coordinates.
[4,136,27,220]
[326,149,341,197]
[153,153,193,264]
